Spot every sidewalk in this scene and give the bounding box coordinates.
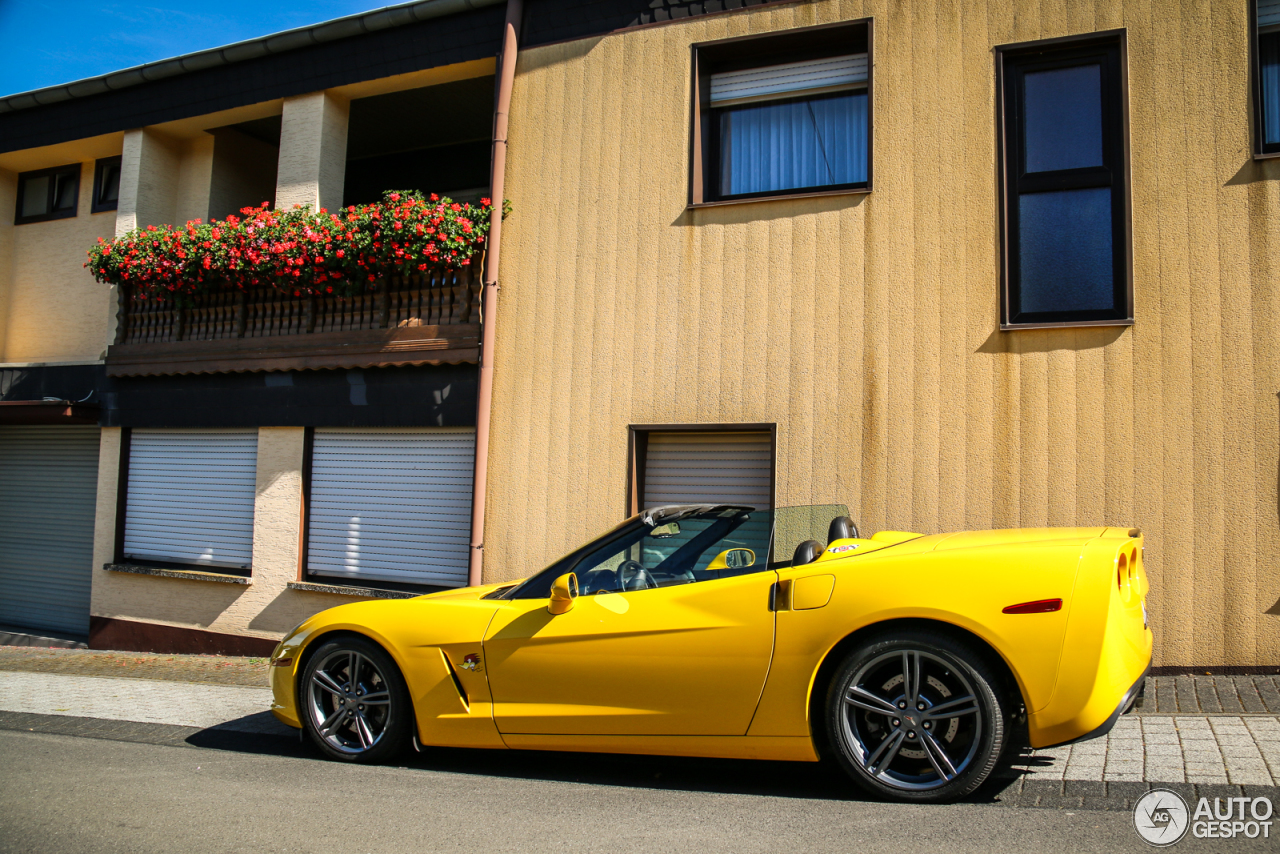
[2,645,1279,800]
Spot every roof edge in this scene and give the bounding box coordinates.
[0,0,505,115]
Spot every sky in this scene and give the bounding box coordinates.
[0,0,398,98]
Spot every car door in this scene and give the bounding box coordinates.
[482,510,777,736]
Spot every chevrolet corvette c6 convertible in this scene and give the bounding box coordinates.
[269,504,1152,802]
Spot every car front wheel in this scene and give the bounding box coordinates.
[825,630,1007,802]
[301,636,411,763]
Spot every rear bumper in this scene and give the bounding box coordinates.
[1038,658,1151,749]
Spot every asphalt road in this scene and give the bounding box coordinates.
[0,728,1273,854]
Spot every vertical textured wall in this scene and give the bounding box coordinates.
[488,0,1280,666]
[276,91,349,212]
[3,161,116,362]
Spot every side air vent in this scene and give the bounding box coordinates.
[441,651,470,710]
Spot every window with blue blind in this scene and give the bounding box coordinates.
[1255,0,1280,155]
[692,21,871,204]
[998,37,1131,327]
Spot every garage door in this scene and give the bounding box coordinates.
[0,425,101,637]
[122,429,258,570]
[307,428,475,588]
[641,431,773,510]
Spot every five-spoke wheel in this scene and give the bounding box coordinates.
[301,637,411,762]
[826,631,1006,802]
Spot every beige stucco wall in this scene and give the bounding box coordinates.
[487,0,1280,667]
[90,427,372,640]
[2,160,116,362]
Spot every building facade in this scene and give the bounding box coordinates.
[484,0,1280,670]
[0,0,1277,668]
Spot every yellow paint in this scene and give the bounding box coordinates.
[486,0,1280,668]
[269,525,1149,759]
[483,568,775,735]
[792,574,835,610]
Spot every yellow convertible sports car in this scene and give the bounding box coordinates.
[269,504,1152,803]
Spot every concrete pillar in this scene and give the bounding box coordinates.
[89,427,123,618]
[175,134,215,226]
[276,91,349,212]
[116,128,181,236]
[0,168,15,360]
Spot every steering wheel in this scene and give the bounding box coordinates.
[616,559,656,591]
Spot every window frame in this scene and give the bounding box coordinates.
[92,156,122,213]
[1251,0,1280,158]
[14,163,80,225]
[995,31,1133,330]
[688,19,874,208]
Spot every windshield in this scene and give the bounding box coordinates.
[510,507,774,599]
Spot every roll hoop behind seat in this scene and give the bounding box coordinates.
[793,539,823,566]
[828,515,859,543]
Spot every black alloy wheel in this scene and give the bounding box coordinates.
[825,630,1007,802]
[301,636,412,763]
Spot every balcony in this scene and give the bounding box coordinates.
[105,268,480,377]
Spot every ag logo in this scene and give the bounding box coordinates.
[1134,789,1190,846]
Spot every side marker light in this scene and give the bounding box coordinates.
[1002,599,1062,615]
[270,657,294,667]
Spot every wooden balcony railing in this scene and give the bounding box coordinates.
[105,267,481,377]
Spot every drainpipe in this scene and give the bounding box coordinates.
[469,0,522,587]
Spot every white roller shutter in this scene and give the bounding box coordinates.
[123,429,258,569]
[307,428,475,587]
[710,54,868,106]
[0,426,100,637]
[642,431,773,510]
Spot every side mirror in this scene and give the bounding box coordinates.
[706,548,756,571]
[548,572,578,615]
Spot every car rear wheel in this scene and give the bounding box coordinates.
[825,630,1007,802]
[301,636,411,763]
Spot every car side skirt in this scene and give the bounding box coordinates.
[501,733,820,763]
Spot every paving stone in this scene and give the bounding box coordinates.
[1256,677,1280,713]
[1020,779,1065,799]
[1035,795,1085,810]
[1214,677,1246,714]
[0,646,269,687]
[0,670,278,730]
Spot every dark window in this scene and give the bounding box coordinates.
[998,36,1130,328]
[92,156,122,213]
[14,163,79,224]
[1254,0,1280,156]
[691,21,872,205]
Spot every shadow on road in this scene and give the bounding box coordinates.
[185,717,1023,805]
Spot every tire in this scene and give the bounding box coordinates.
[300,636,412,763]
[824,630,1007,803]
